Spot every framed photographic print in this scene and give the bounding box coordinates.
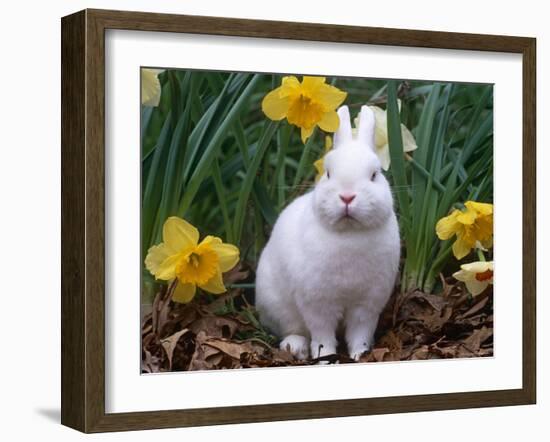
[61,9,536,433]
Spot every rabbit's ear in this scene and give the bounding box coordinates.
[357,105,376,150]
[333,105,352,147]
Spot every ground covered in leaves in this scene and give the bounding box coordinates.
[142,274,493,372]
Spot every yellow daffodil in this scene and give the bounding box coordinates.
[453,261,494,296]
[145,217,239,303]
[141,68,165,107]
[436,201,493,260]
[262,76,347,143]
[313,135,333,181]
[353,105,417,170]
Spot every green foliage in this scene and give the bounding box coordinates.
[141,70,493,299]
[386,81,493,292]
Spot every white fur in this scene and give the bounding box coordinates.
[256,105,400,361]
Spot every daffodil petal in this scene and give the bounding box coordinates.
[155,253,182,281]
[314,157,325,180]
[377,144,391,171]
[465,201,493,216]
[465,279,490,296]
[301,126,314,143]
[456,208,477,225]
[201,236,240,273]
[474,215,493,241]
[480,237,493,249]
[401,124,418,152]
[452,268,475,282]
[317,111,340,133]
[141,69,162,107]
[279,76,301,97]
[370,105,386,121]
[461,261,493,273]
[370,106,388,148]
[475,240,488,251]
[172,281,196,303]
[324,135,333,152]
[198,269,226,295]
[163,216,199,253]
[315,83,347,111]
[302,76,326,90]
[144,243,172,277]
[301,76,327,99]
[436,211,460,240]
[453,260,493,295]
[452,236,472,260]
[261,87,289,121]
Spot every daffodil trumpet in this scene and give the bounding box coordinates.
[145,216,240,303]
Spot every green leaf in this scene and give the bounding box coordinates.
[155,106,192,242]
[211,159,234,243]
[233,119,250,168]
[411,83,441,233]
[292,128,318,187]
[386,81,411,233]
[253,181,279,226]
[142,112,172,256]
[274,123,292,206]
[178,74,263,217]
[141,106,154,143]
[233,121,279,244]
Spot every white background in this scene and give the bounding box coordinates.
[0,0,546,440]
[106,30,523,413]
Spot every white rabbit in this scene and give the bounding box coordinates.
[255,105,400,361]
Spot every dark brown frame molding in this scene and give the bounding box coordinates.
[61,8,536,433]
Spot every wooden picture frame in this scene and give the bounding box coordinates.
[61,8,536,433]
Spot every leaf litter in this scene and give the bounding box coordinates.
[141,273,493,372]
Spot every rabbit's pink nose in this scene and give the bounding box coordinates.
[339,193,356,205]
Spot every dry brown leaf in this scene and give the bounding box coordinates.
[423,306,453,332]
[160,328,190,370]
[377,330,403,352]
[462,327,493,353]
[143,277,493,370]
[459,295,490,319]
[151,283,174,335]
[201,291,241,315]
[141,349,161,373]
[270,348,295,363]
[410,345,430,360]
[410,291,448,312]
[396,344,419,360]
[371,347,390,362]
[189,316,240,339]
[187,331,208,370]
[204,338,257,360]
[222,263,250,286]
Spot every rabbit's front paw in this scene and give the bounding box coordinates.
[349,343,371,361]
[280,335,310,360]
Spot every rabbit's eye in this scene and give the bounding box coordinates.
[371,171,378,181]
[326,170,330,179]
